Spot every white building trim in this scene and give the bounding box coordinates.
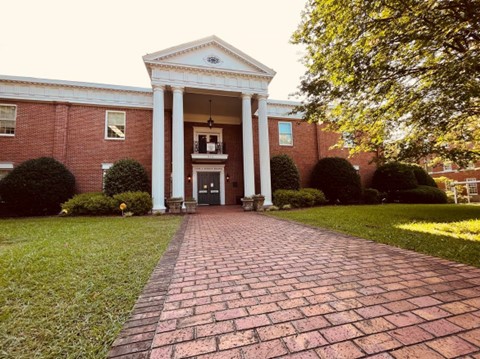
[192,164,226,205]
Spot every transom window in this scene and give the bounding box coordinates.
[467,178,478,195]
[105,111,126,139]
[0,105,17,136]
[278,122,293,146]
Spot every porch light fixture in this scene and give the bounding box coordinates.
[187,174,191,183]
[207,99,214,129]
[226,174,230,182]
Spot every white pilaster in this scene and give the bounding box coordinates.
[242,93,255,197]
[152,85,166,212]
[257,95,272,206]
[172,86,185,199]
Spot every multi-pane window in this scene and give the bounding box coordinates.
[443,162,453,172]
[342,132,355,148]
[0,163,13,181]
[105,111,126,139]
[0,105,17,135]
[467,178,478,195]
[102,163,113,189]
[278,122,293,146]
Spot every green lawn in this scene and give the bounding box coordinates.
[0,216,182,359]
[269,204,480,267]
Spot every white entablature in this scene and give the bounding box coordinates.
[143,35,276,95]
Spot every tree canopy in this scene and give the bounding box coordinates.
[292,0,480,165]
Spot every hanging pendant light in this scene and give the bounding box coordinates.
[207,99,214,129]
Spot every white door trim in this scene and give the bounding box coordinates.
[192,164,225,205]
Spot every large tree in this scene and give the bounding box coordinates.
[292,0,480,165]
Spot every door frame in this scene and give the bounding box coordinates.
[192,164,225,205]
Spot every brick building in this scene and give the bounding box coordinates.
[0,36,376,211]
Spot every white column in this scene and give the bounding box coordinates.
[172,86,185,199]
[242,93,255,197]
[152,85,166,212]
[257,95,272,206]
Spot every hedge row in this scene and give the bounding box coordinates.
[273,188,327,208]
[62,191,152,216]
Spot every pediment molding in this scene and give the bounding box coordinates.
[143,35,276,80]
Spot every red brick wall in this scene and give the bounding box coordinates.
[1,99,379,200]
[0,99,153,194]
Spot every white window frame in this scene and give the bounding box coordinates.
[105,111,126,140]
[466,178,478,195]
[342,132,355,148]
[101,163,113,189]
[443,162,453,172]
[0,162,13,180]
[278,121,293,146]
[0,104,17,137]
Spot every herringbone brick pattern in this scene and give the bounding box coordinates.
[109,207,480,358]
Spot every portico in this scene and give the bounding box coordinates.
[143,36,275,211]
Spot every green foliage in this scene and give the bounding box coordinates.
[405,164,437,187]
[0,157,75,216]
[113,192,152,215]
[311,157,362,203]
[104,159,150,196]
[0,216,181,358]
[268,204,480,267]
[62,193,116,215]
[299,188,327,206]
[273,188,326,208]
[292,1,480,164]
[392,185,448,204]
[270,154,300,192]
[363,188,382,204]
[372,162,418,193]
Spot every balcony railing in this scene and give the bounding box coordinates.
[191,141,228,163]
[193,141,226,154]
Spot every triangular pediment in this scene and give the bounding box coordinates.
[143,35,276,77]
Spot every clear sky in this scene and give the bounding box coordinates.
[0,0,307,101]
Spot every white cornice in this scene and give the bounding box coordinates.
[0,75,153,109]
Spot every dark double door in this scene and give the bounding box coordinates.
[197,172,220,205]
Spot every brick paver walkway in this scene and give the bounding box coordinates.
[109,207,480,358]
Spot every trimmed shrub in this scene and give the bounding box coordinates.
[0,157,75,216]
[405,164,437,187]
[104,159,150,196]
[62,193,116,215]
[300,188,327,205]
[363,188,382,204]
[272,189,326,208]
[311,157,362,203]
[372,162,418,193]
[393,185,448,204]
[113,192,152,215]
[270,154,300,192]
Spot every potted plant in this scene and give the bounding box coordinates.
[252,194,265,211]
[184,197,197,214]
[241,196,254,211]
[167,197,183,214]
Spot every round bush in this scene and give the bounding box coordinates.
[300,188,327,206]
[405,164,437,187]
[0,157,75,216]
[371,162,418,193]
[270,154,300,192]
[104,159,150,196]
[113,191,153,215]
[393,185,448,204]
[311,157,362,203]
[362,188,380,204]
[273,189,314,208]
[62,192,116,215]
